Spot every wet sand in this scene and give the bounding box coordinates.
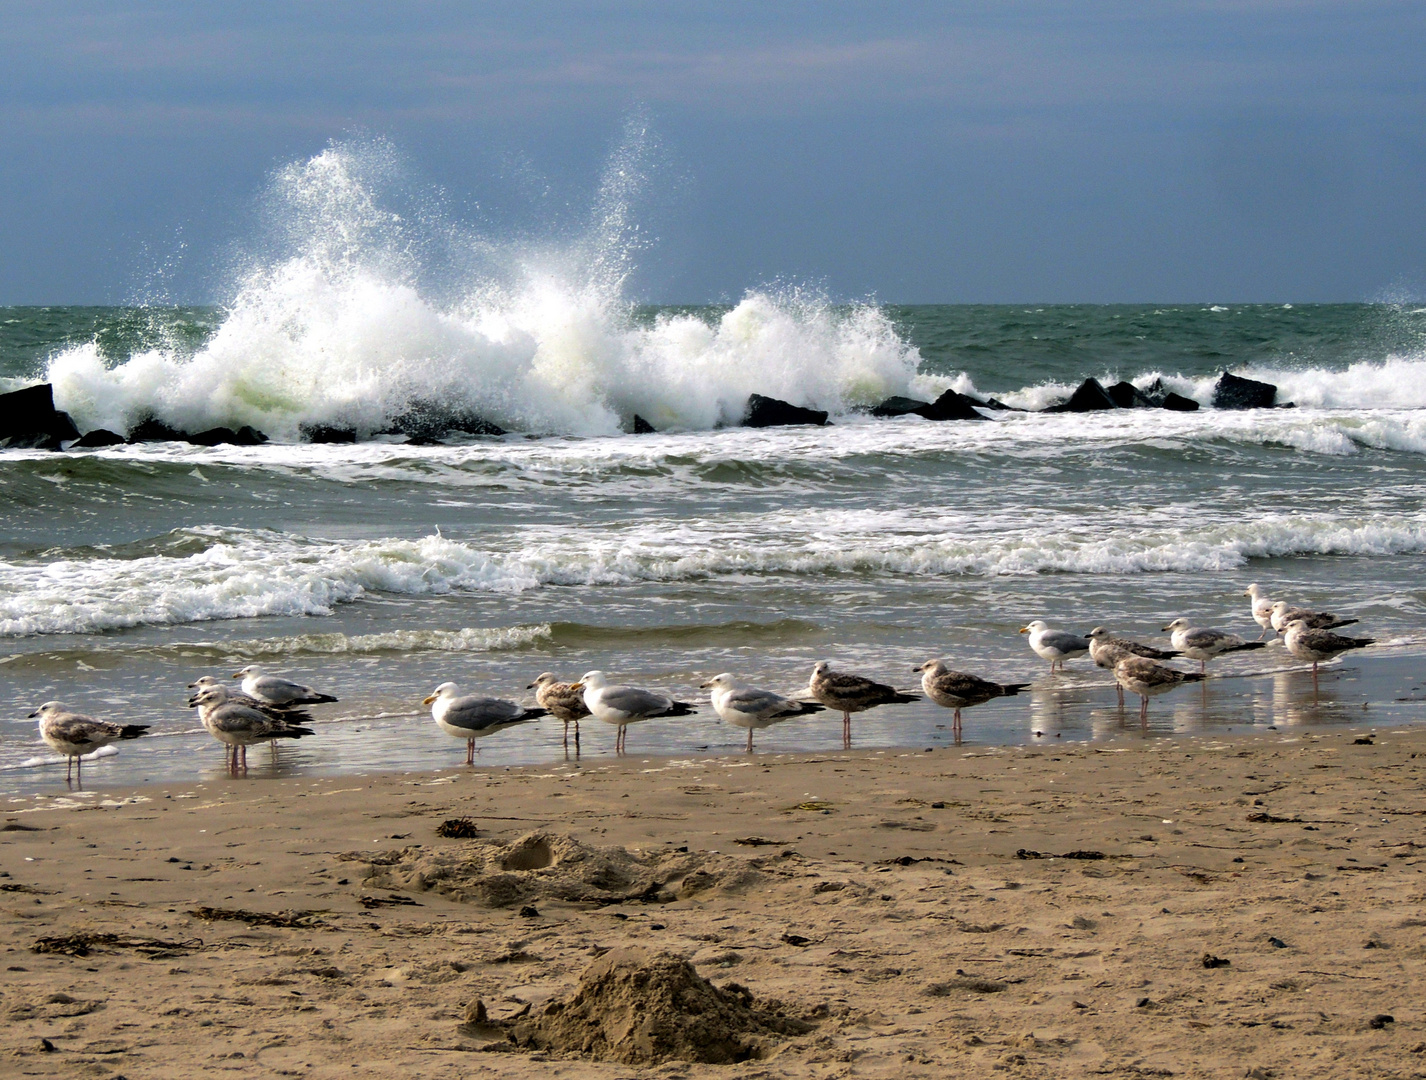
[4,723,1426,1077]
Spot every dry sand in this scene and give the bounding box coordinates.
[5,725,1426,1078]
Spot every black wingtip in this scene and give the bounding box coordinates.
[665,702,697,716]
[119,725,150,739]
[891,692,920,704]
[313,694,339,704]
[525,707,550,719]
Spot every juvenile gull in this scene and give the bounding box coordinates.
[528,672,592,752]
[1269,600,1358,635]
[913,659,1028,744]
[1086,627,1181,707]
[422,682,546,763]
[190,686,314,771]
[1162,618,1266,674]
[1113,657,1205,725]
[700,673,824,752]
[808,661,919,749]
[577,671,695,755]
[1243,584,1276,639]
[27,703,149,785]
[232,665,338,706]
[1282,619,1375,688]
[1019,621,1090,674]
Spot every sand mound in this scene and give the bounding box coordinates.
[492,948,813,1064]
[354,831,766,908]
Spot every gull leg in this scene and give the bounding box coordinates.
[66,756,72,784]
[842,711,851,750]
[75,754,81,788]
[562,721,569,750]
[953,708,962,746]
[1312,661,1319,696]
[747,728,754,753]
[467,738,475,765]
[574,721,580,756]
[1117,683,1124,709]
[1140,695,1149,728]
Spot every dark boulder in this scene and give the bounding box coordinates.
[0,383,80,444]
[0,432,65,450]
[742,394,829,428]
[631,414,656,434]
[914,389,987,421]
[300,424,357,444]
[1106,381,1159,408]
[1162,392,1200,412]
[187,426,269,447]
[390,401,506,440]
[127,417,189,442]
[870,395,931,418]
[1042,378,1117,413]
[1212,371,1277,409]
[70,429,126,448]
[980,397,1021,411]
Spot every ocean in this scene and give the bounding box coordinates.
[2,148,1424,792]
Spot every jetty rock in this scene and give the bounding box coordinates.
[0,383,81,449]
[1212,371,1278,409]
[869,395,931,418]
[1042,377,1117,413]
[742,394,829,428]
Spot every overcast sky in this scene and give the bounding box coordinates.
[1,1,1423,304]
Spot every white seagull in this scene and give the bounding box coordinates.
[1269,600,1358,636]
[1162,618,1266,674]
[190,686,314,771]
[1243,584,1276,639]
[577,671,695,755]
[232,665,338,707]
[422,682,545,763]
[700,673,823,752]
[28,703,149,785]
[1019,621,1090,673]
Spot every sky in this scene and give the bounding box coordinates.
[1,1,1423,304]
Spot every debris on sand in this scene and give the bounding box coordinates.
[32,932,202,957]
[474,948,814,1063]
[188,906,327,928]
[354,831,766,909]
[435,818,479,838]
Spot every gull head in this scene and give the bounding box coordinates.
[700,673,736,690]
[810,661,833,679]
[1086,627,1111,640]
[188,675,224,691]
[423,681,458,706]
[913,659,947,675]
[1162,618,1192,632]
[1269,601,1291,615]
[232,664,261,679]
[527,672,557,690]
[1020,620,1049,635]
[1244,584,1265,598]
[189,684,231,708]
[579,671,608,692]
[28,701,63,719]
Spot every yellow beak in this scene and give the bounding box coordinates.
[422,694,437,705]
[1018,626,1030,634]
[570,683,584,692]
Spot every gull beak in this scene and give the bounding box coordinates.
[570,683,584,692]
[698,681,712,689]
[422,694,438,706]
[1018,626,1030,634]
[27,710,39,718]
[1160,625,1172,632]
[231,672,243,679]
[525,682,536,689]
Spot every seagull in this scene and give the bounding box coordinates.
[1269,600,1358,636]
[700,673,824,752]
[188,676,314,724]
[232,665,338,707]
[1113,657,1205,725]
[808,661,919,749]
[1019,621,1090,673]
[913,659,1028,744]
[1281,619,1374,688]
[576,671,695,755]
[1243,584,1276,639]
[189,687,314,771]
[528,672,592,752]
[422,683,544,763]
[1086,628,1181,706]
[1162,618,1267,674]
[27,703,149,786]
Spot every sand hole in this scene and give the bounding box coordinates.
[503,837,555,872]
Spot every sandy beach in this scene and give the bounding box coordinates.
[5,723,1426,1078]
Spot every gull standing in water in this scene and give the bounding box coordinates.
[1019,621,1090,674]
[1282,619,1374,689]
[528,672,592,752]
[1269,600,1358,636]
[1162,618,1266,674]
[189,686,314,772]
[189,676,314,722]
[700,673,823,752]
[1086,628,1181,707]
[577,671,695,754]
[422,683,546,763]
[1113,657,1205,725]
[27,703,149,786]
[233,665,339,707]
[913,659,1028,744]
[808,661,919,749]
[1243,584,1277,639]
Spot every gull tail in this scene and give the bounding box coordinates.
[118,725,150,740]
[661,701,697,717]
[887,692,920,705]
[1225,642,1267,654]
[998,683,1033,697]
[274,726,316,739]
[523,707,551,720]
[309,693,339,704]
